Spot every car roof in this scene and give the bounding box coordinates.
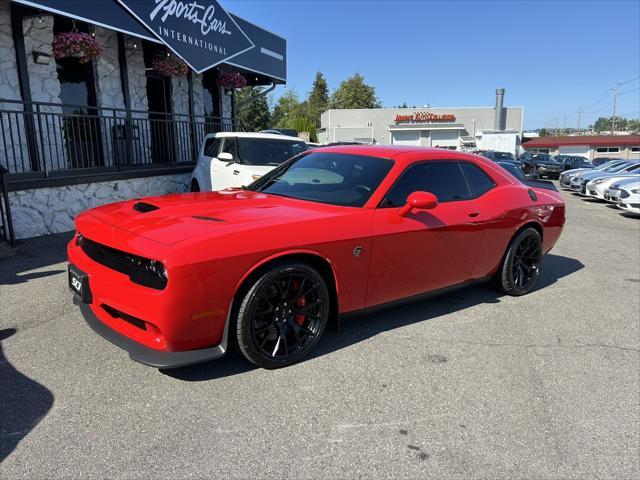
[212,131,302,141]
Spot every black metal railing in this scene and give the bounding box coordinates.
[0,163,15,246]
[0,98,237,177]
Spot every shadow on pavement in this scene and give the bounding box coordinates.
[166,253,584,382]
[0,328,54,464]
[0,232,73,286]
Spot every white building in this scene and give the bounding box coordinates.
[319,89,523,153]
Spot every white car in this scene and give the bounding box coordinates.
[190,132,308,192]
[604,177,639,203]
[569,161,639,194]
[585,168,640,199]
[618,180,640,215]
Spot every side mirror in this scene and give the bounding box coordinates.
[398,191,438,217]
[218,152,234,164]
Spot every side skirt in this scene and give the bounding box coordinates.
[340,276,492,321]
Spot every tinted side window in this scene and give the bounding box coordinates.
[203,137,221,157]
[382,162,470,206]
[221,137,238,159]
[461,162,496,197]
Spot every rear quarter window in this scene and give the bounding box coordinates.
[460,162,496,197]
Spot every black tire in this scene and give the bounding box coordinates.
[494,227,543,296]
[190,180,200,192]
[235,261,330,369]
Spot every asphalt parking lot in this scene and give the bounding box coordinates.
[1,187,639,479]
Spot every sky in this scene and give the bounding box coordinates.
[223,0,640,130]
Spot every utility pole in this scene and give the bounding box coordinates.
[611,82,620,134]
[576,106,584,134]
[563,115,567,132]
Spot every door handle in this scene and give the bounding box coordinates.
[468,211,480,218]
[233,170,240,175]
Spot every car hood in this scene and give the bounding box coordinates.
[83,190,344,245]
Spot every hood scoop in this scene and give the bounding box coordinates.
[133,201,159,213]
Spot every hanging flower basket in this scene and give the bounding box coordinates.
[52,32,103,64]
[217,72,247,90]
[151,53,189,77]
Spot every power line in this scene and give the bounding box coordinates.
[619,76,639,85]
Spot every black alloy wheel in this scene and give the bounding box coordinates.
[494,227,543,296]
[235,262,330,368]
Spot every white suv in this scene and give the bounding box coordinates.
[190,132,308,192]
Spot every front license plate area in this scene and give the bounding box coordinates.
[68,264,92,304]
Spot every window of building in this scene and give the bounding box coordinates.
[382,162,470,206]
[596,147,620,153]
[53,17,102,168]
[631,147,640,152]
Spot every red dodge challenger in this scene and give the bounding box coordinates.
[68,146,565,369]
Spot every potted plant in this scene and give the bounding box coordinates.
[52,32,103,64]
[151,53,189,77]
[217,72,247,90]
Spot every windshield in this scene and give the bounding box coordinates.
[530,154,556,164]
[494,152,516,161]
[237,138,308,166]
[604,162,634,173]
[248,152,394,207]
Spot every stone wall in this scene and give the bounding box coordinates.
[0,1,26,174]
[9,173,190,239]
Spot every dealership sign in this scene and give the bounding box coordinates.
[394,112,456,123]
[116,0,254,73]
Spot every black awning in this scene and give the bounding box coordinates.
[13,0,159,42]
[11,0,287,80]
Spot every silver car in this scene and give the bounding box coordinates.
[604,177,639,203]
[570,161,639,194]
[559,160,626,188]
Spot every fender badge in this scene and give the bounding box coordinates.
[353,246,363,257]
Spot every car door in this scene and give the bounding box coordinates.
[211,137,239,191]
[366,161,488,307]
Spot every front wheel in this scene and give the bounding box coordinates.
[494,227,542,296]
[235,262,330,369]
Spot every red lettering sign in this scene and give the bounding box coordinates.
[394,112,456,123]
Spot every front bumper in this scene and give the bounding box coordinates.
[75,298,227,368]
[605,189,621,202]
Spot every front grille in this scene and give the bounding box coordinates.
[79,236,167,290]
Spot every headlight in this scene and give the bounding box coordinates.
[632,189,640,194]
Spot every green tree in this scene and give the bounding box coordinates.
[291,116,317,142]
[330,73,381,109]
[234,86,271,132]
[272,89,305,127]
[539,128,549,137]
[307,71,329,127]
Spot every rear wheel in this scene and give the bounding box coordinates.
[494,227,542,296]
[235,262,330,369]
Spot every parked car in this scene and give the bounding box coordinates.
[592,157,623,167]
[68,146,565,369]
[190,132,308,192]
[519,152,564,179]
[481,151,520,164]
[560,159,630,188]
[555,155,593,171]
[618,180,640,214]
[584,166,640,199]
[604,177,639,203]
[496,161,556,191]
[570,162,639,194]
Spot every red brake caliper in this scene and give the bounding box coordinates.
[292,279,306,325]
